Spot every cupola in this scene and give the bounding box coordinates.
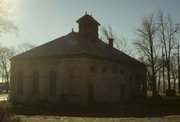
[76,13,100,40]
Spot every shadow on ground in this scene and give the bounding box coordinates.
[12,97,180,118]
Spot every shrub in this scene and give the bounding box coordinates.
[4,117,22,122]
[0,101,22,122]
[166,89,176,96]
[0,101,12,122]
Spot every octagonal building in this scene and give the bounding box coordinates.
[10,14,147,104]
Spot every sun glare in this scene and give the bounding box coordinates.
[0,0,16,15]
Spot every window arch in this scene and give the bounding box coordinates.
[17,71,23,94]
[49,71,56,96]
[32,71,39,95]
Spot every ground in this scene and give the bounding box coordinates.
[16,115,180,122]
[14,97,180,122]
[2,93,180,122]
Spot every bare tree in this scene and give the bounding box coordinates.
[0,1,17,93]
[18,42,36,53]
[0,46,16,92]
[134,14,160,96]
[0,42,35,93]
[157,69,161,93]
[157,11,180,91]
[0,0,17,34]
[170,56,178,89]
[100,26,127,52]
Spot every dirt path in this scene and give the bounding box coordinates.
[17,115,180,122]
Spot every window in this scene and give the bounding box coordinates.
[90,66,95,72]
[102,67,106,73]
[32,71,39,95]
[17,71,23,95]
[49,71,56,96]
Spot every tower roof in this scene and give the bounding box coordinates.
[76,14,100,26]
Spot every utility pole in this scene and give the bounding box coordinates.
[177,44,180,93]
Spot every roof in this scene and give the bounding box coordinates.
[12,32,144,66]
[76,14,100,26]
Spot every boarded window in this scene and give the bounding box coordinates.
[120,84,125,98]
[102,67,106,73]
[135,74,139,81]
[88,84,94,103]
[121,70,124,75]
[90,66,95,72]
[49,71,56,96]
[17,71,23,95]
[129,74,132,82]
[112,68,117,74]
[32,71,39,95]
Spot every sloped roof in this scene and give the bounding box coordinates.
[12,32,144,66]
[76,14,100,26]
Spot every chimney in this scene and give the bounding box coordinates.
[108,38,114,48]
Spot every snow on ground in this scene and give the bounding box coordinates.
[0,93,8,101]
[17,115,180,122]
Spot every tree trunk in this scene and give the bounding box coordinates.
[158,71,161,93]
[163,63,166,93]
[179,73,180,93]
[173,76,176,89]
[150,39,157,96]
[167,61,171,90]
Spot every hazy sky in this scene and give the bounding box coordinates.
[0,0,180,47]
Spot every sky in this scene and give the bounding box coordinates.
[0,0,180,48]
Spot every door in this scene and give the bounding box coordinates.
[120,84,125,98]
[88,84,94,103]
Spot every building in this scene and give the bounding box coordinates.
[10,14,147,104]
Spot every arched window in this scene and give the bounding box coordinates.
[49,71,56,96]
[17,71,23,94]
[32,71,39,94]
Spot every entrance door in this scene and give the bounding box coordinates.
[88,84,94,103]
[120,84,125,98]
